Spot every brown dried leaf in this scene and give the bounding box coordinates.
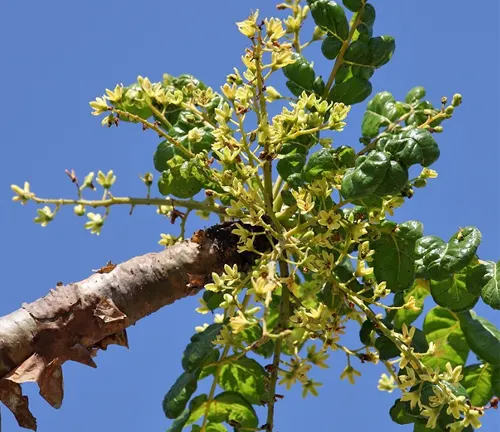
[0,379,37,430]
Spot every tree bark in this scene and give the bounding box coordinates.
[0,222,264,430]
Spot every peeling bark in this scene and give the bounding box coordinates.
[0,222,267,430]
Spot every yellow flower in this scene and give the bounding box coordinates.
[306,345,329,369]
[400,390,421,410]
[302,379,322,398]
[318,210,342,231]
[444,362,463,383]
[105,84,123,102]
[265,17,286,40]
[96,170,116,189]
[400,324,416,345]
[446,396,466,419]
[85,212,104,235]
[230,312,252,334]
[236,10,259,38]
[377,374,397,393]
[89,96,109,115]
[340,366,361,384]
[420,167,438,179]
[421,405,440,429]
[11,182,34,205]
[34,206,55,227]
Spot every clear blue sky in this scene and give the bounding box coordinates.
[1,1,499,431]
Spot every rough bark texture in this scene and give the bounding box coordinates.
[0,222,267,430]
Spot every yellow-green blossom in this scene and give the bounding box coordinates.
[340,365,361,384]
[34,206,56,227]
[85,212,104,235]
[377,374,397,393]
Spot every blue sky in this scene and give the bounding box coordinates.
[1,1,499,431]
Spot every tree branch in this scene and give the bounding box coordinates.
[0,221,269,431]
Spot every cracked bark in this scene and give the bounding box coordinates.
[0,222,267,430]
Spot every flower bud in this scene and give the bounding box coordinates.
[312,25,327,41]
[74,205,85,216]
[451,93,462,107]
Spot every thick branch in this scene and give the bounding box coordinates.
[0,222,268,430]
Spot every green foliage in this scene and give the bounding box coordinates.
[283,54,316,96]
[415,228,482,281]
[218,357,268,404]
[188,392,258,429]
[341,151,408,199]
[462,364,495,406]
[11,1,499,431]
[372,221,423,292]
[459,311,500,365]
[422,307,469,369]
[479,260,500,309]
[393,280,429,328]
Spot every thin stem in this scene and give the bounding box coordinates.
[201,343,232,432]
[265,260,290,432]
[146,100,173,129]
[27,195,232,216]
[323,5,366,98]
[111,108,195,159]
[292,0,302,53]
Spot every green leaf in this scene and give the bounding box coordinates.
[342,0,362,12]
[458,311,500,366]
[192,424,227,432]
[341,151,408,200]
[158,159,205,199]
[203,291,224,311]
[167,408,191,432]
[283,54,315,96]
[405,86,426,104]
[321,36,343,60]
[368,36,396,67]
[113,84,153,122]
[277,153,306,182]
[480,260,500,310]
[163,372,199,419]
[343,36,395,71]
[414,227,482,281]
[313,76,325,95]
[376,128,440,168]
[422,307,469,369]
[373,221,423,292]
[430,264,482,312]
[153,140,188,173]
[307,0,349,41]
[206,424,227,432]
[413,422,440,432]
[182,323,223,373]
[360,3,376,30]
[375,335,399,360]
[393,280,429,328]
[328,76,372,105]
[389,399,422,425]
[493,366,500,396]
[462,364,495,406]
[344,40,370,64]
[359,319,375,346]
[362,91,405,138]
[219,357,268,405]
[304,146,355,181]
[189,392,258,429]
[186,394,209,424]
[304,148,339,181]
[375,328,428,360]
